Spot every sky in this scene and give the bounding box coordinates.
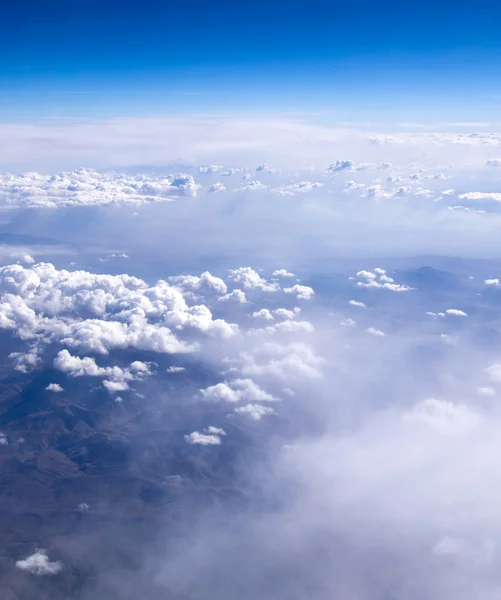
[2,0,501,120]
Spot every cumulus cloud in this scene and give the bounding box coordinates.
[16,549,62,576]
[45,382,63,392]
[0,263,240,371]
[283,284,314,300]
[355,269,412,292]
[0,169,199,209]
[200,378,276,404]
[185,426,226,445]
[445,308,468,317]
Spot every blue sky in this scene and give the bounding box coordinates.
[2,0,501,120]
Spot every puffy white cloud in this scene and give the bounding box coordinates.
[283,284,314,300]
[0,169,199,209]
[185,426,226,446]
[16,549,62,576]
[445,308,468,316]
[218,289,247,303]
[327,159,372,173]
[0,263,239,370]
[484,278,500,286]
[200,378,276,403]
[349,300,366,308]
[45,383,63,392]
[54,349,149,392]
[228,268,279,292]
[355,269,412,292]
[252,309,274,321]
[272,269,295,277]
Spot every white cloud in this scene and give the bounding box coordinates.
[209,182,226,193]
[272,269,295,277]
[283,285,314,300]
[185,426,226,446]
[349,300,367,308]
[228,268,279,292]
[486,159,501,167]
[218,289,248,303]
[16,549,62,576]
[0,169,199,209]
[200,378,276,403]
[355,269,412,292]
[274,181,323,196]
[252,309,274,321]
[366,327,386,337]
[45,383,63,392]
[445,308,468,317]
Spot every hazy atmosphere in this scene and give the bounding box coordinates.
[1,1,501,599]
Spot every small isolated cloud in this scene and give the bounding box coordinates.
[366,327,386,337]
[486,159,501,167]
[272,269,295,277]
[349,300,367,308]
[45,383,63,392]
[184,426,226,446]
[200,378,275,403]
[166,366,186,373]
[16,549,62,576]
[445,308,468,317]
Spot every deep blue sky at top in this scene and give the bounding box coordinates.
[2,0,501,120]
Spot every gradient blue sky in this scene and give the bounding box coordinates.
[2,0,501,120]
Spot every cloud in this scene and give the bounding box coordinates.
[209,182,226,193]
[0,169,199,209]
[0,263,241,370]
[234,404,275,420]
[445,308,468,316]
[283,285,314,300]
[185,426,226,445]
[45,382,63,392]
[366,327,386,336]
[349,300,367,308]
[16,549,62,576]
[200,378,276,404]
[355,269,413,292]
